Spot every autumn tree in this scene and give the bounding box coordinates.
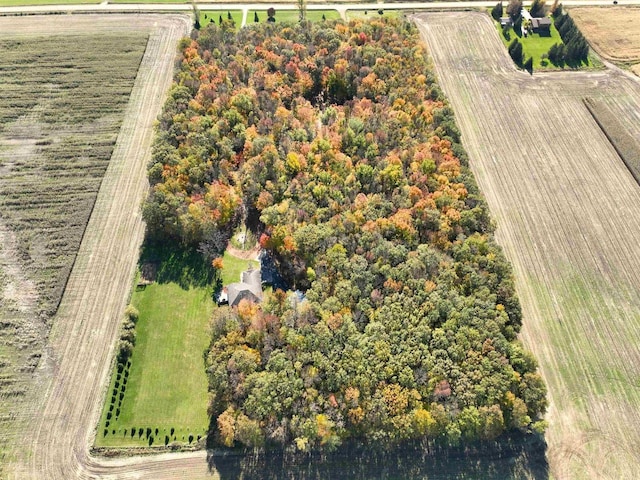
[506,0,523,20]
[148,19,548,452]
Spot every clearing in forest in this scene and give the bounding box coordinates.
[96,245,259,449]
[417,11,640,480]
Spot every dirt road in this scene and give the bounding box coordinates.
[416,12,640,480]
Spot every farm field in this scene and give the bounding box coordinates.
[569,7,640,75]
[417,11,640,480]
[0,0,97,5]
[0,29,148,474]
[0,14,192,479]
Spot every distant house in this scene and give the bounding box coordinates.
[530,17,552,33]
[500,17,513,27]
[218,267,263,307]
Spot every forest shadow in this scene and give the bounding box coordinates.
[138,239,216,290]
[207,433,549,480]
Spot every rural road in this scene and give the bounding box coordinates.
[2,4,640,480]
[2,0,640,21]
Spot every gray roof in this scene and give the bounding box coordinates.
[531,17,552,29]
[228,267,262,307]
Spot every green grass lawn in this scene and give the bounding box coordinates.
[346,9,405,21]
[221,250,259,286]
[201,10,242,29]
[95,246,261,448]
[96,247,215,448]
[248,9,340,24]
[494,14,595,70]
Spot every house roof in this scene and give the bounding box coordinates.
[228,267,263,307]
[531,17,552,29]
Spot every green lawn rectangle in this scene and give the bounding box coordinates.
[221,250,259,286]
[248,9,340,24]
[346,9,404,21]
[493,14,594,69]
[95,246,260,448]
[96,274,214,447]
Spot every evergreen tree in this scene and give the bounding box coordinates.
[509,40,523,65]
[492,2,504,21]
[524,56,533,72]
[254,11,259,23]
[529,0,546,17]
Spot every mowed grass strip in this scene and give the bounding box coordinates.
[346,9,405,20]
[248,9,340,24]
[200,10,243,29]
[97,281,213,447]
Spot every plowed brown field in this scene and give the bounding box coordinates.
[416,12,640,480]
[570,7,640,75]
[0,14,199,479]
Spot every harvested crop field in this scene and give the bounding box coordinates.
[416,11,640,480]
[0,14,191,479]
[570,7,640,74]
[0,27,148,474]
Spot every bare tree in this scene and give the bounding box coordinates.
[297,0,306,21]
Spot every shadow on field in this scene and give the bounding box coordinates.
[206,433,549,480]
[138,240,216,290]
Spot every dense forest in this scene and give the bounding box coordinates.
[144,18,547,451]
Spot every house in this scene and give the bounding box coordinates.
[530,17,552,33]
[500,17,513,27]
[220,267,263,307]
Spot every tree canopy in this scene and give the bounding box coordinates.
[146,18,547,452]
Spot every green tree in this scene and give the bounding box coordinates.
[529,0,546,17]
[491,2,504,21]
[506,0,523,21]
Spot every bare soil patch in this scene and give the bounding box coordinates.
[570,7,640,73]
[417,11,640,480]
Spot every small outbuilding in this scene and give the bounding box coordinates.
[530,17,552,33]
[500,17,513,27]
